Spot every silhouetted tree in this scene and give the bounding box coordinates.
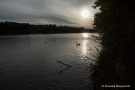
[0,21,93,35]
[91,0,135,89]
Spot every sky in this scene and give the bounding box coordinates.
[0,0,99,28]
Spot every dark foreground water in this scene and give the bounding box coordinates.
[0,33,98,90]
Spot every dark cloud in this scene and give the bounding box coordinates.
[63,0,95,6]
[39,15,77,24]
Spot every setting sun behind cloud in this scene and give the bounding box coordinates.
[81,10,90,18]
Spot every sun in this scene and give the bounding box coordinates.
[81,10,90,18]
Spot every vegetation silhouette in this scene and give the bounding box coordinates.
[90,0,135,90]
[0,21,96,35]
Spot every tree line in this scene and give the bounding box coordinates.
[0,21,96,35]
[91,0,135,90]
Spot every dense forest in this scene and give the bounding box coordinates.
[91,0,135,90]
[0,21,96,35]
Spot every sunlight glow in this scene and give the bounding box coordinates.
[82,40,87,55]
[81,10,90,18]
[82,33,89,38]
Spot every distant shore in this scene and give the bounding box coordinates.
[0,21,97,35]
[0,32,97,36]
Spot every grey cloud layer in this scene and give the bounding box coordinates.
[0,0,97,28]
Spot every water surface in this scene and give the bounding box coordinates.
[0,33,98,90]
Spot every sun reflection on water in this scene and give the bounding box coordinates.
[82,33,89,38]
[79,39,90,63]
[82,40,88,56]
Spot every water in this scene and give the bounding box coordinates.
[0,33,98,90]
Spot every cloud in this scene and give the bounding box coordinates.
[63,0,94,6]
[40,15,77,24]
[0,0,98,28]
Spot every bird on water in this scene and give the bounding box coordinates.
[76,42,80,45]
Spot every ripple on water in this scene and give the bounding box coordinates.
[0,33,99,90]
